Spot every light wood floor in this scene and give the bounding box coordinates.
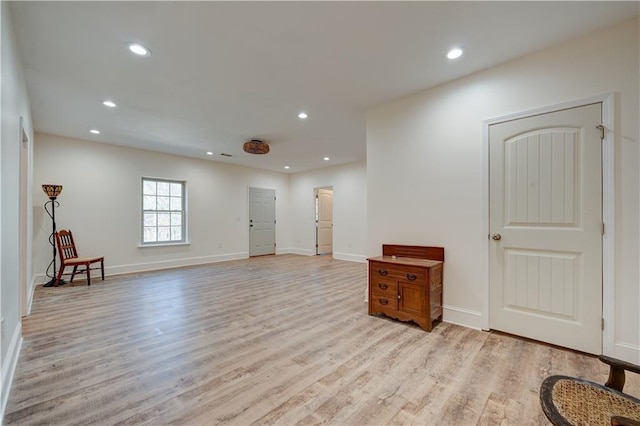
[4,255,637,425]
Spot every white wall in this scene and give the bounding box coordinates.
[289,161,367,262]
[33,134,291,279]
[0,1,33,416]
[367,19,639,361]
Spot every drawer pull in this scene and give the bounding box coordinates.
[406,273,417,281]
[379,298,388,305]
[378,269,388,276]
[378,283,388,290]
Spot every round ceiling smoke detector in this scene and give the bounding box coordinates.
[243,139,270,154]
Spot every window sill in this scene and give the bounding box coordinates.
[138,242,191,248]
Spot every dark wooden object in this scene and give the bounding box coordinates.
[540,356,640,426]
[368,244,444,332]
[55,229,105,286]
[600,355,640,392]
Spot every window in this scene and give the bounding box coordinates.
[142,178,185,244]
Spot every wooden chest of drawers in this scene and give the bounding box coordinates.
[368,245,444,332]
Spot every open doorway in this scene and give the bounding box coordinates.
[315,187,333,255]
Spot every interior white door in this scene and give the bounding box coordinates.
[316,188,333,254]
[249,187,276,257]
[489,103,602,354]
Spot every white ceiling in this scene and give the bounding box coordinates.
[10,1,639,173]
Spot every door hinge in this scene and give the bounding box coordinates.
[602,318,605,330]
[596,124,605,140]
[274,220,276,224]
[602,222,605,235]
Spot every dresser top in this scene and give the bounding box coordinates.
[367,256,443,268]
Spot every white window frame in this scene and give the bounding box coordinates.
[141,177,187,245]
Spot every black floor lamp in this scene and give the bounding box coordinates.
[42,184,65,287]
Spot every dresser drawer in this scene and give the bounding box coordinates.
[370,294,398,311]
[370,279,397,298]
[370,262,426,283]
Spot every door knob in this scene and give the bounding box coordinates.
[492,233,502,241]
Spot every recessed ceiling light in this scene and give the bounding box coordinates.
[127,43,151,57]
[89,129,101,135]
[284,166,290,170]
[206,151,214,156]
[323,157,330,161]
[103,100,117,108]
[298,112,308,119]
[446,47,463,60]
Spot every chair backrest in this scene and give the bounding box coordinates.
[55,229,78,261]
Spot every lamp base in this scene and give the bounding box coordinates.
[43,278,67,288]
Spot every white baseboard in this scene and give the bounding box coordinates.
[443,305,483,330]
[613,341,640,364]
[287,248,315,256]
[34,252,250,284]
[333,252,367,263]
[1,322,23,420]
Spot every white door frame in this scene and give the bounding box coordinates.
[481,93,615,356]
[19,117,30,317]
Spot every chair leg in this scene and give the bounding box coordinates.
[70,265,78,282]
[101,259,104,281]
[55,264,65,287]
[86,263,91,286]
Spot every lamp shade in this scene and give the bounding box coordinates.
[243,139,270,155]
[42,184,63,199]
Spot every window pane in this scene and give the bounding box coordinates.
[171,226,182,241]
[143,195,156,210]
[170,197,182,211]
[143,180,156,195]
[157,227,170,241]
[158,213,171,226]
[142,179,185,244]
[143,227,157,242]
[157,196,170,210]
[157,182,170,196]
[143,213,156,226]
[170,183,182,197]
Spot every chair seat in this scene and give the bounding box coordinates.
[541,375,640,425]
[64,256,104,265]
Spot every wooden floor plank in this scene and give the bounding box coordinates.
[4,254,638,425]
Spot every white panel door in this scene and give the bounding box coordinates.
[489,103,602,354]
[317,188,333,254]
[249,187,276,257]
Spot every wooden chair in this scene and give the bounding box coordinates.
[540,355,640,426]
[55,229,104,286]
